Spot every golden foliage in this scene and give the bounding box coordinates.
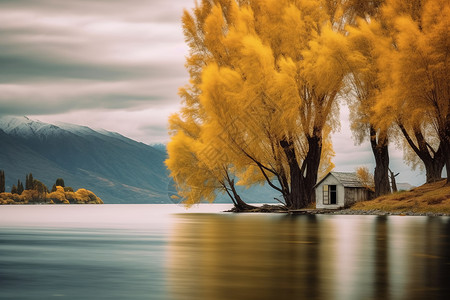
[168,0,344,207]
[166,130,225,206]
[371,0,450,181]
[351,180,450,214]
[168,0,450,206]
[355,166,375,191]
[0,185,103,205]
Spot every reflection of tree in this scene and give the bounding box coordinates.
[373,216,389,300]
[422,218,450,297]
[167,214,322,300]
[167,215,450,300]
[380,216,450,299]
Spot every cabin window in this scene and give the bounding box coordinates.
[323,185,337,205]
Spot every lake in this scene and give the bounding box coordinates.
[0,204,449,300]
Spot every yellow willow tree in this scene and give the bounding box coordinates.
[343,17,393,197]
[167,0,345,209]
[373,0,450,184]
[165,2,256,210]
[368,0,445,184]
[166,114,255,210]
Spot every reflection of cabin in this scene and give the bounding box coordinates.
[315,172,371,209]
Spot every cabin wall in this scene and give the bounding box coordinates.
[344,188,368,207]
[315,175,345,209]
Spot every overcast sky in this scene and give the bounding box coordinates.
[0,0,426,185]
[0,0,192,143]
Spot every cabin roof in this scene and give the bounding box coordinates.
[315,172,366,188]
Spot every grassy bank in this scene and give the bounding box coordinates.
[350,180,450,214]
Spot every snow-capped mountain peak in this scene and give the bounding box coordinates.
[53,121,99,136]
[0,116,57,137]
[0,116,108,139]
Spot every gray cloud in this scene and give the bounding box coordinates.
[0,0,193,117]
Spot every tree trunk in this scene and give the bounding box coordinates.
[424,157,445,183]
[443,116,450,186]
[303,134,322,205]
[370,127,391,197]
[442,139,450,186]
[280,140,302,209]
[231,185,256,211]
[398,123,444,183]
[225,178,256,211]
[280,133,322,210]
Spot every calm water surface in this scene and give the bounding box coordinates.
[0,204,449,300]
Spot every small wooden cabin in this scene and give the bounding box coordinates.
[315,172,371,209]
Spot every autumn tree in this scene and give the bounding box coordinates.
[396,123,445,183]
[166,120,255,210]
[25,173,34,190]
[356,166,375,191]
[31,179,48,202]
[64,186,74,192]
[50,178,66,194]
[373,0,450,184]
[55,178,65,187]
[369,0,445,184]
[343,16,393,197]
[168,0,344,209]
[166,0,273,210]
[0,170,5,193]
[17,179,24,195]
[11,184,18,195]
[166,31,255,212]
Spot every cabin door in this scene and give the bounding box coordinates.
[329,185,337,204]
[323,184,337,205]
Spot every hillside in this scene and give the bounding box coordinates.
[350,180,450,214]
[0,116,169,203]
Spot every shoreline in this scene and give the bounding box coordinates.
[227,204,450,217]
[290,208,450,217]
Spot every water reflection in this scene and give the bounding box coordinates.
[168,214,450,300]
[0,227,168,300]
[0,206,449,300]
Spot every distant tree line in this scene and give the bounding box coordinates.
[0,170,71,199]
[0,170,102,205]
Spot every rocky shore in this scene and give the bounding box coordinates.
[228,204,450,217]
[311,209,450,217]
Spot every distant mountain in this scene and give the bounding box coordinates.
[0,116,169,203]
[0,116,280,204]
[149,143,167,154]
[397,183,415,191]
